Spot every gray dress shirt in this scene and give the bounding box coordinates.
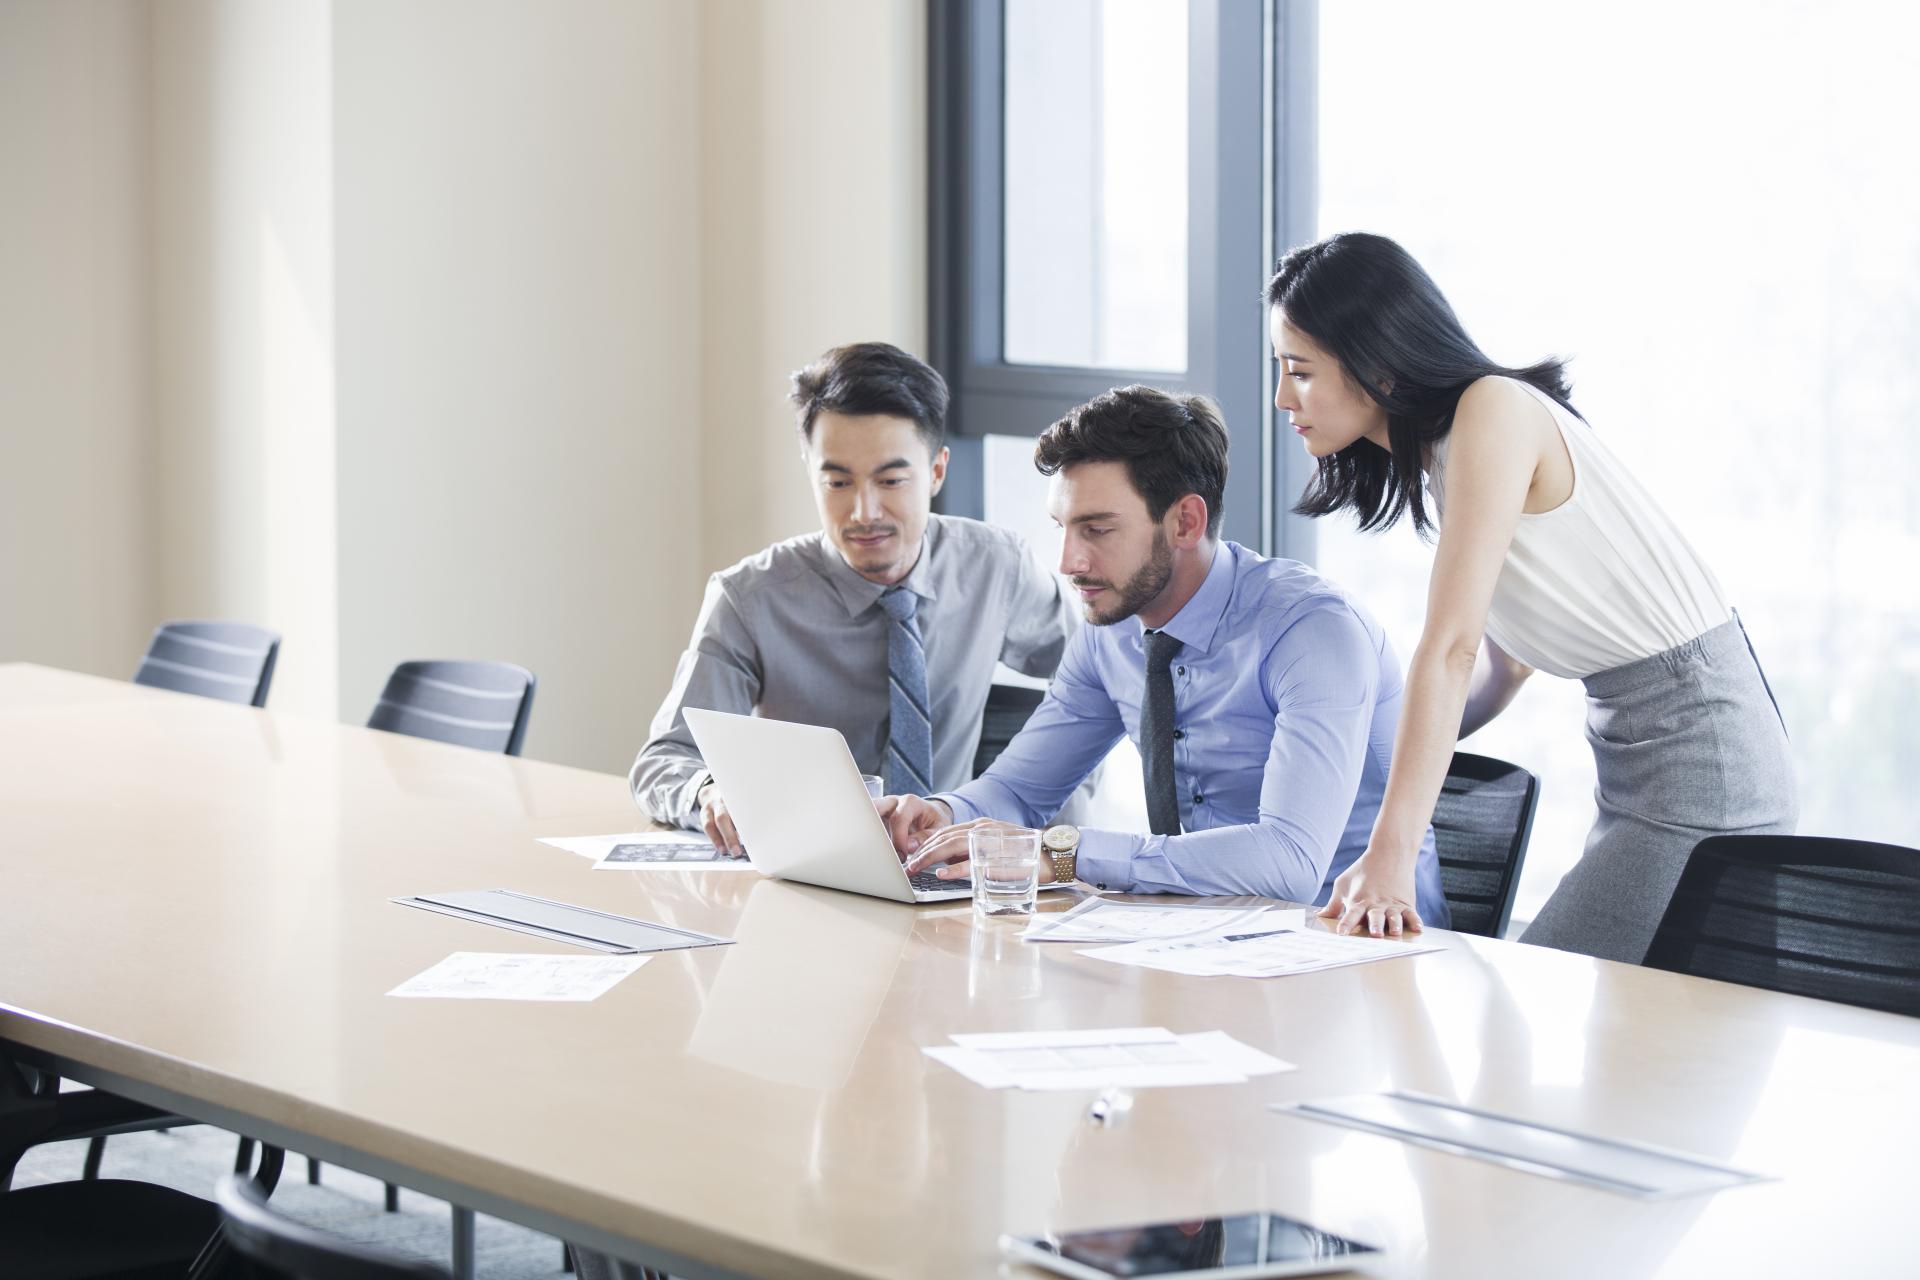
[631,514,1077,828]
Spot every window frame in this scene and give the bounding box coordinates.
[928,0,1319,560]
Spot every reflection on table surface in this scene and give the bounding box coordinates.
[4,662,1918,1280]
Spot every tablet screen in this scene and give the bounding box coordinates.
[1039,1213,1381,1276]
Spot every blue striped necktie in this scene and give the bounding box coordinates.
[878,586,933,795]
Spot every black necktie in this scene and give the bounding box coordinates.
[1141,629,1183,836]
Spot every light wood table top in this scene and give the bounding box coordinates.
[3,661,1917,1278]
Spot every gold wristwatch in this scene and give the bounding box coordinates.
[1041,824,1081,884]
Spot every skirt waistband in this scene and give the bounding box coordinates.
[1580,616,1752,701]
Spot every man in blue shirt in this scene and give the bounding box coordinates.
[882,385,1449,925]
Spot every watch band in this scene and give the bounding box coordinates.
[1041,825,1080,884]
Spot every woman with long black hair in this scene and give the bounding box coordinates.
[1266,232,1796,963]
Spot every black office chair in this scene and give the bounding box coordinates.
[133,620,282,707]
[2,1047,282,1280]
[366,660,537,756]
[215,1172,449,1280]
[972,683,1046,778]
[1430,752,1539,938]
[351,659,535,1216]
[90,619,285,1192]
[1644,835,1920,1017]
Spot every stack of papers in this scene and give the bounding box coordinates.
[924,1026,1293,1091]
[387,952,648,1001]
[1022,897,1303,944]
[1080,925,1443,978]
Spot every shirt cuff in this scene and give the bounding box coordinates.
[672,771,713,831]
[932,791,981,824]
[1073,828,1145,892]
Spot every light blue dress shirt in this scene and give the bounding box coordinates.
[938,541,1450,923]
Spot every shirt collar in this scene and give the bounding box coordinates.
[818,516,943,619]
[1147,541,1236,656]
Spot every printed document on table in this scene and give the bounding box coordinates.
[387,952,649,1001]
[924,1026,1292,1091]
[1021,898,1305,948]
[1023,898,1300,944]
[539,830,757,870]
[1080,926,1442,978]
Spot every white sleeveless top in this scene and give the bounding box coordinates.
[1426,378,1731,680]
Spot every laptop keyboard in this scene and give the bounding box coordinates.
[909,870,970,893]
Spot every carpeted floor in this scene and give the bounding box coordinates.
[12,1121,572,1278]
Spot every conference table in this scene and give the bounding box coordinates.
[2,662,1917,1279]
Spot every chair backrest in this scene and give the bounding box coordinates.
[133,620,281,708]
[1430,751,1539,938]
[365,660,537,756]
[972,683,1046,779]
[1644,835,1920,1017]
[1,1049,57,1187]
[215,1173,448,1280]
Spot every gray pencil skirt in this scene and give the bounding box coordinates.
[1519,616,1799,965]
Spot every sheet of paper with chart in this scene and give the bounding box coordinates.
[537,830,757,870]
[1080,926,1443,978]
[923,1026,1293,1091]
[1022,897,1302,944]
[386,952,649,1001]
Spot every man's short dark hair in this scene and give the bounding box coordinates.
[1034,385,1229,537]
[790,342,949,457]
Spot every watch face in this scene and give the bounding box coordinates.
[1042,824,1079,853]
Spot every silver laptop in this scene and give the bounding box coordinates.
[683,708,972,903]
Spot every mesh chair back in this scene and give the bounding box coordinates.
[1644,835,1920,1017]
[972,684,1046,778]
[216,1173,448,1280]
[1,1050,57,1184]
[133,620,281,707]
[366,660,536,756]
[1431,752,1539,937]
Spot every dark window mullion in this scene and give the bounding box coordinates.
[932,0,1311,558]
[1268,0,1319,564]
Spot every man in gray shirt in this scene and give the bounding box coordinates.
[631,342,1076,852]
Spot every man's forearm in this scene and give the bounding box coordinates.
[1091,820,1332,901]
[629,746,708,829]
[936,776,1047,830]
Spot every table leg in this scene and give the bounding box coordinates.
[451,1206,476,1280]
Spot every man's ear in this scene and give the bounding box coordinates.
[1170,493,1210,546]
[928,446,950,498]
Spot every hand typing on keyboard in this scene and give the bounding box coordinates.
[904,818,1053,884]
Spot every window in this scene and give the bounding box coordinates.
[1313,0,1920,922]
[1002,0,1189,372]
[931,0,1307,555]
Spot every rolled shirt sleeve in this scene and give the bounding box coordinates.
[997,547,1076,679]
[629,575,762,829]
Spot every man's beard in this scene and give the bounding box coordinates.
[1075,529,1173,626]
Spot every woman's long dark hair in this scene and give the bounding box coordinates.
[1264,232,1578,538]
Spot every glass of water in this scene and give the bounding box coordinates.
[860,774,885,800]
[971,827,1041,919]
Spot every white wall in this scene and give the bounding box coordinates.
[151,0,338,719]
[698,0,930,574]
[331,0,708,771]
[2,0,927,774]
[0,0,155,678]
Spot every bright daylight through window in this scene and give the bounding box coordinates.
[1313,0,1920,922]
